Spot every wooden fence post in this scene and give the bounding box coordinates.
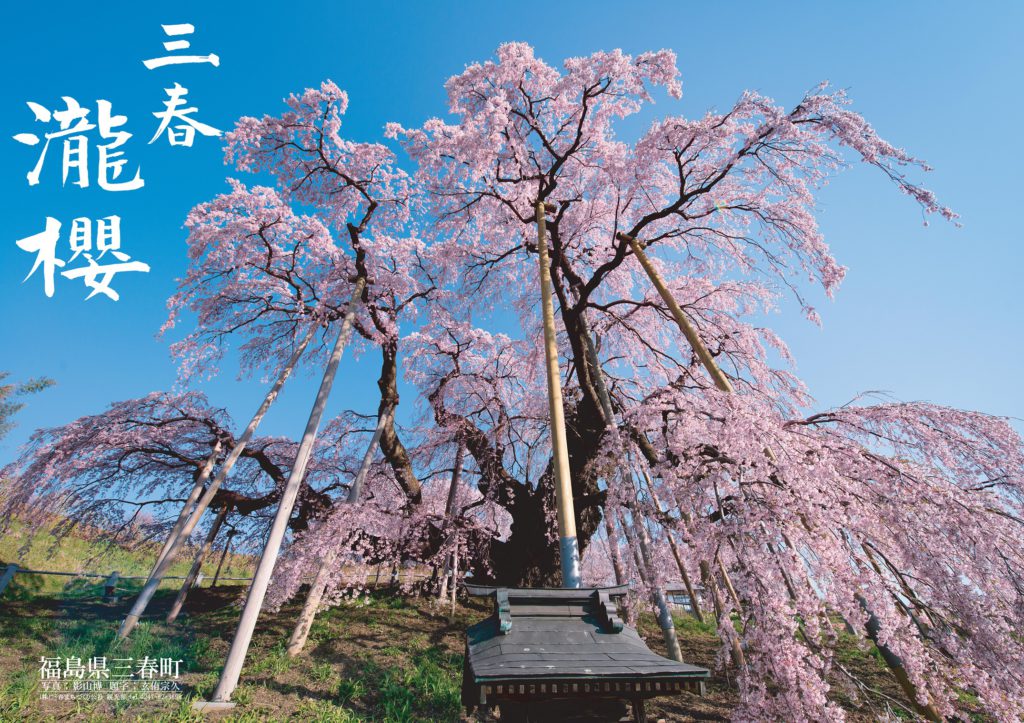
[0,564,19,598]
[104,571,120,601]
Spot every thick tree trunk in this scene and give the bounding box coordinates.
[208,281,364,704]
[376,342,421,503]
[421,299,607,587]
[166,505,228,622]
[118,322,319,641]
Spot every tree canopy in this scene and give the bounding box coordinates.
[3,44,1021,721]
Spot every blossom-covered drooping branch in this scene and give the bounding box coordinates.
[619,391,1024,720]
[0,392,356,555]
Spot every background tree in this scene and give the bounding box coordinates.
[0,371,54,442]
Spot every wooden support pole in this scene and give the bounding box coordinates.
[577,314,634,618]
[617,232,733,393]
[635,510,684,663]
[345,407,393,505]
[166,505,229,622]
[438,440,466,604]
[449,539,459,623]
[638,470,705,624]
[700,560,746,669]
[149,440,224,580]
[843,532,943,722]
[859,594,943,721]
[536,201,581,588]
[603,514,634,625]
[665,534,704,623]
[717,553,743,613]
[287,406,392,656]
[618,507,683,662]
[632,695,647,723]
[118,321,320,641]
[205,279,365,705]
[211,530,235,588]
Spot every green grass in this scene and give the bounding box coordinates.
[293,699,361,722]
[0,523,955,722]
[0,668,38,718]
[347,645,462,722]
[289,597,463,722]
[0,519,253,600]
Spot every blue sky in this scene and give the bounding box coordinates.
[1,0,1021,464]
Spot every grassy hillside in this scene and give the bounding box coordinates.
[0,525,944,722]
[0,519,253,599]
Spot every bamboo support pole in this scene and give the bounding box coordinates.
[205,280,365,705]
[535,201,581,588]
